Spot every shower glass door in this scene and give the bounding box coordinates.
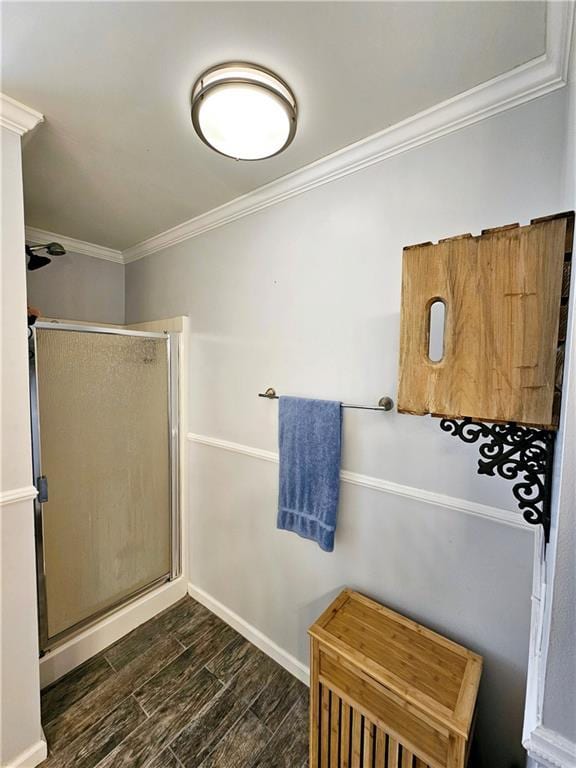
[31,324,179,650]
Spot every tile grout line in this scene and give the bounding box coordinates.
[103,652,119,672]
[129,639,189,707]
[88,603,213,766]
[250,691,308,767]
[102,596,195,671]
[173,692,250,768]
[248,706,275,738]
[45,692,147,766]
[49,636,188,759]
[131,692,150,719]
[90,691,171,768]
[181,655,292,767]
[92,664,226,768]
[171,605,234,652]
[169,746,187,768]
[45,601,198,764]
[46,598,308,768]
[205,637,252,685]
[131,622,240,714]
[91,616,236,765]
[41,656,119,728]
[170,649,278,767]
[248,674,301,737]
[149,668,228,767]
[117,629,197,707]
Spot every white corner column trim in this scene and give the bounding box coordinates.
[187,432,531,531]
[5,736,47,768]
[524,726,576,768]
[188,583,309,685]
[523,528,548,739]
[0,93,43,136]
[1,90,45,768]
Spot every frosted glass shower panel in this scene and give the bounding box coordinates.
[35,328,171,639]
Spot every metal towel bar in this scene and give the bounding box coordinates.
[258,387,394,412]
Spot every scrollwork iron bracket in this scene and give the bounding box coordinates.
[439,418,556,542]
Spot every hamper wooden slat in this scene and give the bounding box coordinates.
[309,589,482,768]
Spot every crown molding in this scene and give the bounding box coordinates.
[525,726,576,768]
[23,1,574,265]
[25,227,124,264]
[187,431,532,532]
[121,0,574,263]
[0,93,43,136]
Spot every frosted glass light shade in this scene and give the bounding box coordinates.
[191,63,297,160]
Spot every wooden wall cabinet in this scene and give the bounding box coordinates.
[309,590,482,768]
[397,212,574,429]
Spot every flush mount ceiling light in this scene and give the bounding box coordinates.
[191,62,297,161]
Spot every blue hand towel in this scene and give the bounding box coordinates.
[277,396,342,552]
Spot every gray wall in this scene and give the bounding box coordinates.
[26,250,124,324]
[125,88,569,767]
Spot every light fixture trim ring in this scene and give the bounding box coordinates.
[191,61,297,161]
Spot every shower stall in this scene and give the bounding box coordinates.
[29,322,180,653]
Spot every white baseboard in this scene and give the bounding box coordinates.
[187,583,309,686]
[40,578,187,688]
[6,735,47,768]
[524,726,576,768]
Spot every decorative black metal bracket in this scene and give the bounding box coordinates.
[439,418,556,542]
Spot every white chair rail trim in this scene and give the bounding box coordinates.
[0,485,38,506]
[187,432,531,531]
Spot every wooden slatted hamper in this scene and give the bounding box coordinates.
[308,589,482,768]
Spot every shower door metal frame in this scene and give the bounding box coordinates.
[29,322,181,653]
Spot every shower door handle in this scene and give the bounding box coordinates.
[36,475,48,503]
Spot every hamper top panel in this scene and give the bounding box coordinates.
[309,589,482,737]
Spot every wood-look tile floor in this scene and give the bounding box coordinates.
[41,596,309,768]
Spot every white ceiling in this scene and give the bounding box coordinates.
[2,2,546,250]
